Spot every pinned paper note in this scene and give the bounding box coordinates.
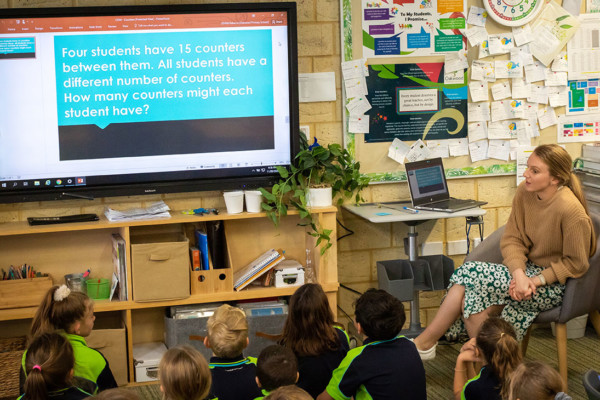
[465,26,488,47]
[551,52,568,72]
[469,81,489,102]
[406,139,432,162]
[348,115,370,133]
[510,45,534,66]
[342,59,368,80]
[525,61,547,83]
[445,51,468,73]
[468,122,488,142]
[491,82,512,100]
[488,139,511,161]
[345,96,371,115]
[469,139,489,162]
[488,34,514,55]
[388,138,410,164]
[512,25,533,46]
[537,106,558,129]
[468,102,491,122]
[527,85,548,104]
[449,138,470,156]
[471,60,495,82]
[467,6,487,26]
[426,140,450,158]
[511,78,531,99]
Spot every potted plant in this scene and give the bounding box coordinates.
[259,133,370,254]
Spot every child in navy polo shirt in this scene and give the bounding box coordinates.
[317,289,427,400]
[204,304,262,400]
[255,345,299,399]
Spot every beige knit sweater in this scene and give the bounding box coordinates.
[500,182,593,285]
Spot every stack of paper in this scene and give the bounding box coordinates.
[105,200,171,221]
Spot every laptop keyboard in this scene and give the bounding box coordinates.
[431,198,474,207]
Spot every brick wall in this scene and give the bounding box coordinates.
[0,0,516,330]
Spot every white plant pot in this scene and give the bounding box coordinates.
[307,187,332,208]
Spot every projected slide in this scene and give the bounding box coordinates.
[54,30,275,160]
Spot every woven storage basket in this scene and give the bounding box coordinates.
[0,336,27,399]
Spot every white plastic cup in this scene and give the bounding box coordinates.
[223,191,244,214]
[245,190,263,213]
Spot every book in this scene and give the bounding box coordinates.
[233,249,285,291]
[194,229,210,270]
[189,247,201,271]
[111,234,128,301]
[207,221,227,269]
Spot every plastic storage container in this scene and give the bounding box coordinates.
[86,278,110,299]
[377,255,454,301]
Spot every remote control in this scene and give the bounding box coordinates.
[27,214,99,226]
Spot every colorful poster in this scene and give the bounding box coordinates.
[567,79,600,115]
[557,114,600,143]
[365,63,467,142]
[362,0,467,57]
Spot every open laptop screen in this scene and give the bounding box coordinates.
[406,158,450,204]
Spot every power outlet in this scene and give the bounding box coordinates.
[421,241,443,256]
[447,240,468,255]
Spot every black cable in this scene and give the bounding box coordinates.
[337,218,354,241]
[339,283,363,296]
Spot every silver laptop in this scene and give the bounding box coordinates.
[405,158,487,212]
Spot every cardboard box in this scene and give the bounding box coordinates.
[132,342,167,382]
[0,276,53,309]
[131,233,190,302]
[86,320,128,386]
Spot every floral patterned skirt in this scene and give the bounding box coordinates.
[445,261,566,340]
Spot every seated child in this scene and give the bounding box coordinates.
[20,332,92,400]
[23,285,117,394]
[279,283,349,398]
[255,345,299,399]
[264,385,313,400]
[454,316,522,400]
[504,361,571,400]
[204,304,262,400]
[317,289,426,400]
[159,345,211,400]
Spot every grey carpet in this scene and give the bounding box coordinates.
[128,325,599,400]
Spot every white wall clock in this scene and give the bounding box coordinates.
[483,0,545,26]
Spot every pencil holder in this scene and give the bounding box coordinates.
[86,278,110,300]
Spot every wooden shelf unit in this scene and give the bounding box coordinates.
[0,206,339,385]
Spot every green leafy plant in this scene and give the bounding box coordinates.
[259,133,370,254]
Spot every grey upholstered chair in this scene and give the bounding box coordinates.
[463,214,600,390]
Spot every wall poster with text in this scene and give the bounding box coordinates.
[362,0,467,57]
[365,63,468,143]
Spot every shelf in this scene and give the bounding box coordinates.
[0,282,340,322]
[0,206,338,236]
[0,206,339,387]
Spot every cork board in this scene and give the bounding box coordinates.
[341,0,591,183]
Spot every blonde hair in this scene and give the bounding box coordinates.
[264,385,312,400]
[30,285,90,339]
[533,144,596,256]
[159,345,211,400]
[206,304,248,358]
[503,361,564,400]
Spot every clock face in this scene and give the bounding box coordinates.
[484,0,544,26]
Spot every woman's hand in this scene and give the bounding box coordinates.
[509,269,536,301]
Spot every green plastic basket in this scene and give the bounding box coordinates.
[86,278,110,300]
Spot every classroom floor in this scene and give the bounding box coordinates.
[126,324,599,400]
